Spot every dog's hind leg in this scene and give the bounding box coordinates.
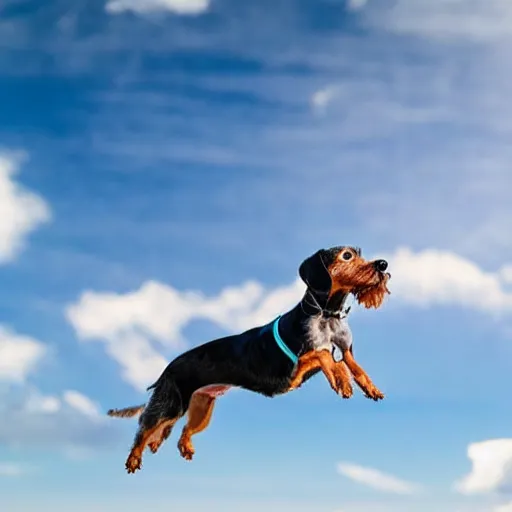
[125,377,187,473]
[177,392,216,461]
[147,419,177,454]
[126,420,167,474]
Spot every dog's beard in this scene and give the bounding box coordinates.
[354,279,390,309]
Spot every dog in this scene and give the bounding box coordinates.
[107,246,390,473]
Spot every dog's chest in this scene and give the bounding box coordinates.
[305,315,353,352]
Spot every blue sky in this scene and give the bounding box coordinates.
[1,1,512,511]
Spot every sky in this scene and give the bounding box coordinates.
[1,0,512,511]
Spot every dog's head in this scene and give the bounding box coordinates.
[299,246,390,310]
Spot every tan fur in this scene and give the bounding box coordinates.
[328,248,391,308]
[290,246,389,399]
[177,392,216,461]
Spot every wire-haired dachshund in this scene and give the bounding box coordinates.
[108,246,391,473]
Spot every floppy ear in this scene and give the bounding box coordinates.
[298,250,332,295]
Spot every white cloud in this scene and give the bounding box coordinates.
[0,387,116,451]
[0,463,24,477]
[500,266,512,284]
[386,247,512,315]
[495,503,512,512]
[337,462,421,494]
[105,0,210,15]
[311,85,339,113]
[372,0,512,42]
[63,390,102,421]
[66,278,305,390]
[0,153,51,264]
[67,246,512,391]
[454,439,512,495]
[347,0,368,11]
[24,391,61,414]
[0,322,112,451]
[0,326,46,382]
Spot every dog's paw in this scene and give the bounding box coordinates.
[338,382,353,399]
[148,441,161,454]
[178,438,195,461]
[365,386,385,401]
[333,370,353,399]
[125,454,142,474]
[288,377,302,391]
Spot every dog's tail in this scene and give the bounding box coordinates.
[106,371,175,420]
[107,404,146,418]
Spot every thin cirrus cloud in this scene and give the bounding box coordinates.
[62,391,102,421]
[66,247,512,391]
[347,0,369,11]
[0,463,24,477]
[105,0,210,15]
[311,85,340,113]
[371,0,512,42]
[337,462,422,494]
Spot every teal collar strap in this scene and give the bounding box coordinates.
[271,315,298,365]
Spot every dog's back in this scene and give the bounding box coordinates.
[150,321,298,399]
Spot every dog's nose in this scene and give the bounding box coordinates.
[374,259,388,272]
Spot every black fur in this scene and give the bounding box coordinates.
[137,247,355,429]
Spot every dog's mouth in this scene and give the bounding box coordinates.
[380,271,391,283]
[352,270,391,309]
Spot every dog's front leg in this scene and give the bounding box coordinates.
[288,350,353,398]
[342,348,384,401]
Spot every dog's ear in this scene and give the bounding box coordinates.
[299,249,332,295]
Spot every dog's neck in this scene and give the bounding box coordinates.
[300,289,349,318]
[276,290,351,357]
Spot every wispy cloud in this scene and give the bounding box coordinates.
[0,153,51,264]
[24,391,62,415]
[0,463,24,477]
[0,325,46,382]
[62,391,102,421]
[0,322,114,452]
[105,0,210,15]
[311,85,339,113]
[0,387,116,451]
[347,0,368,11]
[371,0,512,42]
[337,462,422,494]
[2,1,512,268]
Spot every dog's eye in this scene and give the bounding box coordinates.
[342,251,352,261]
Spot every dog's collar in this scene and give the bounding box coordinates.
[322,305,351,319]
[268,316,298,365]
[322,309,341,319]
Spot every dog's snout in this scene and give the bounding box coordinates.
[374,259,388,272]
